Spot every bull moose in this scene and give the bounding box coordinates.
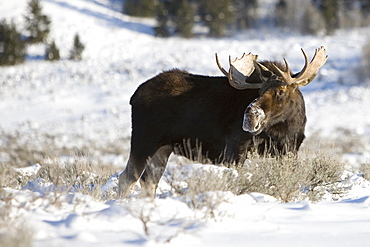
[118,46,328,198]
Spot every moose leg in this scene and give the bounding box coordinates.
[139,145,173,197]
[118,154,146,198]
[118,139,159,198]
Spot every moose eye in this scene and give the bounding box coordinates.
[277,89,285,96]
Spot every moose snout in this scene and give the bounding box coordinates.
[243,103,265,135]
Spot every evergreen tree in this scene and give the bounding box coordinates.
[69,34,85,60]
[124,0,156,17]
[301,1,325,35]
[200,0,234,37]
[314,0,339,35]
[154,0,171,37]
[45,40,60,61]
[0,20,26,66]
[275,0,288,27]
[233,0,257,30]
[363,0,370,11]
[360,0,370,17]
[174,0,194,38]
[24,0,51,43]
[154,0,194,38]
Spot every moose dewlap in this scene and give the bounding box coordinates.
[118,47,328,198]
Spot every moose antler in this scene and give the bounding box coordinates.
[272,46,328,86]
[215,53,263,90]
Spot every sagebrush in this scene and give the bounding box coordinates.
[361,163,370,180]
[163,152,345,203]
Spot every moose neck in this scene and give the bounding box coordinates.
[264,89,307,153]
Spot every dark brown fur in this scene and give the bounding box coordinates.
[118,62,307,197]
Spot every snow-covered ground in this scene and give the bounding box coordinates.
[1,0,370,246]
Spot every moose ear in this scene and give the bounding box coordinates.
[253,61,273,83]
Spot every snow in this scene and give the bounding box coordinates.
[14,163,41,176]
[1,0,370,246]
[4,172,370,247]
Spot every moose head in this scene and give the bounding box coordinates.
[216,47,328,142]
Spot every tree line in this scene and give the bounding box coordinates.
[0,0,85,66]
[124,0,370,37]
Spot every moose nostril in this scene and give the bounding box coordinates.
[244,103,266,134]
[255,122,260,131]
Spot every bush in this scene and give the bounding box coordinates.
[36,157,117,200]
[24,0,51,43]
[0,130,129,169]
[69,34,85,60]
[0,155,118,200]
[235,153,345,202]
[45,40,60,61]
[0,20,26,66]
[0,163,19,189]
[361,163,370,181]
[163,152,345,203]
[0,190,33,247]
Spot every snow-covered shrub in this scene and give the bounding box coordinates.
[162,152,345,204]
[36,157,117,200]
[162,163,236,219]
[0,131,129,168]
[235,153,345,202]
[122,197,199,243]
[361,163,370,181]
[0,190,33,247]
[0,163,19,188]
[0,131,54,167]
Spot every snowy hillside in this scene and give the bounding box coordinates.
[1,0,370,246]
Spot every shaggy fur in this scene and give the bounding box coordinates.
[119,61,308,197]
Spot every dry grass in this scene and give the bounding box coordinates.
[238,153,345,202]
[164,134,348,203]
[163,150,346,204]
[0,153,119,246]
[361,163,370,180]
[1,156,118,198]
[35,156,118,200]
[0,130,357,246]
[0,130,353,206]
[0,190,34,247]
[162,163,236,219]
[0,129,125,209]
[0,130,129,168]
[0,163,20,188]
[302,129,367,156]
[0,129,360,246]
